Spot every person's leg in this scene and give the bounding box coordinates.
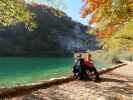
[73,67,79,79]
[92,67,101,81]
[79,67,89,80]
[86,67,93,79]
[83,68,90,80]
[78,67,83,80]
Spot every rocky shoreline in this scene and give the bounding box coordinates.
[17,74,133,100]
[0,63,128,100]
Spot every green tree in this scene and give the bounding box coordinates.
[0,0,36,30]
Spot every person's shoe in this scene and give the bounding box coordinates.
[94,78,101,82]
[87,77,92,80]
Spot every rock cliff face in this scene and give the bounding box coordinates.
[0,4,99,57]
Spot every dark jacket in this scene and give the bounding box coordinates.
[73,58,86,73]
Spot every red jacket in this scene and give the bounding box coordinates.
[84,59,94,68]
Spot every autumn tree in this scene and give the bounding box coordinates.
[81,0,133,51]
[0,0,36,30]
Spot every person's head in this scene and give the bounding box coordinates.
[77,54,82,59]
[88,54,91,57]
[85,53,91,60]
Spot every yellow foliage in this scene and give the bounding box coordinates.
[81,0,133,51]
[101,20,133,51]
[0,0,36,30]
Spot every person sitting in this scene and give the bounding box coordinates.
[84,53,101,81]
[73,54,89,80]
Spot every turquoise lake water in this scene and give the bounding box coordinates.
[0,57,113,87]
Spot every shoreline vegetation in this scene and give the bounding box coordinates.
[0,62,127,99]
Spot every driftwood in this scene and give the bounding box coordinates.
[0,63,127,99]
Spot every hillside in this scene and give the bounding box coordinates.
[0,3,99,57]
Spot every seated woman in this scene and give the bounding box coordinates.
[84,53,101,81]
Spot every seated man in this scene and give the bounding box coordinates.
[73,54,88,80]
[84,53,101,81]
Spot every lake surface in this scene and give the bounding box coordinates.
[0,57,113,87]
